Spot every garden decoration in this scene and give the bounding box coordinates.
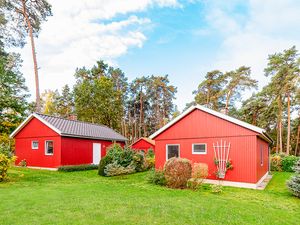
[213,140,231,179]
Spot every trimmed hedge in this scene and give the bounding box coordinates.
[58,164,98,172]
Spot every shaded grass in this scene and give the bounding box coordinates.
[0,168,299,225]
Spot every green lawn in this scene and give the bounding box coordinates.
[0,168,299,225]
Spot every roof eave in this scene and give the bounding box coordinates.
[61,133,127,142]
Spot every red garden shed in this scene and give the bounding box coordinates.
[131,137,155,153]
[149,105,273,189]
[10,113,127,169]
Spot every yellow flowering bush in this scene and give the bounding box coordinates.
[0,153,16,182]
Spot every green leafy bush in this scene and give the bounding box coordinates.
[147,169,166,186]
[132,152,145,172]
[144,156,155,169]
[104,161,135,177]
[282,155,299,172]
[287,159,300,198]
[0,134,15,157]
[144,150,155,169]
[271,154,299,172]
[106,144,136,167]
[98,155,113,176]
[0,153,16,181]
[147,148,154,157]
[164,157,192,189]
[58,164,98,172]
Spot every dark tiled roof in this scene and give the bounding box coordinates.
[36,113,127,142]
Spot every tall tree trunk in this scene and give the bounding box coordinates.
[278,97,283,153]
[206,90,210,107]
[286,93,291,155]
[295,125,300,156]
[276,122,279,154]
[21,0,40,112]
[139,91,143,138]
[225,90,231,114]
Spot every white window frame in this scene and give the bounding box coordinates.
[31,140,39,150]
[192,143,207,155]
[166,144,180,160]
[45,140,54,156]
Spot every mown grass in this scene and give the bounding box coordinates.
[0,168,299,225]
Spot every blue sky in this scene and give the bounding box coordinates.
[16,0,300,110]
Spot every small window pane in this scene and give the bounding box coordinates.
[167,145,179,159]
[193,144,206,154]
[32,141,39,149]
[45,141,54,155]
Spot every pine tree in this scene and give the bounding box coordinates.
[3,0,52,112]
[287,159,300,198]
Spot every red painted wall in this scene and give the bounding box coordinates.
[15,118,61,168]
[154,109,269,184]
[132,139,155,152]
[14,117,126,168]
[61,137,125,165]
[256,137,269,182]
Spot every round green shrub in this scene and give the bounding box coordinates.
[147,169,166,186]
[98,155,113,176]
[282,155,299,172]
[132,152,145,172]
[287,159,300,198]
[164,157,192,189]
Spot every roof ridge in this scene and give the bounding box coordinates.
[35,113,109,128]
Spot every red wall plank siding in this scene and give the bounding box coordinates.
[155,136,257,183]
[154,108,270,184]
[155,109,257,141]
[256,137,269,182]
[61,137,125,166]
[132,139,155,152]
[14,118,61,168]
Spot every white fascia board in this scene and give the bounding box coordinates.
[10,113,62,138]
[149,104,270,141]
[33,113,62,135]
[149,105,197,139]
[195,105,265,134]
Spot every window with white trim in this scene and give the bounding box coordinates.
[166,145,179,160]
[31,141,39,149]
[45,141,54,155]
[192,143,207,154]
[260,144,263,166]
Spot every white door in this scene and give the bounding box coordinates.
[93,143,101,164]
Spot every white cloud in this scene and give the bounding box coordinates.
[204,0,300,94]
[15,0,179,98]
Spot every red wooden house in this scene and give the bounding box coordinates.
[10,113,127,169]
[149,105,273,189]
[131,137,155,153]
